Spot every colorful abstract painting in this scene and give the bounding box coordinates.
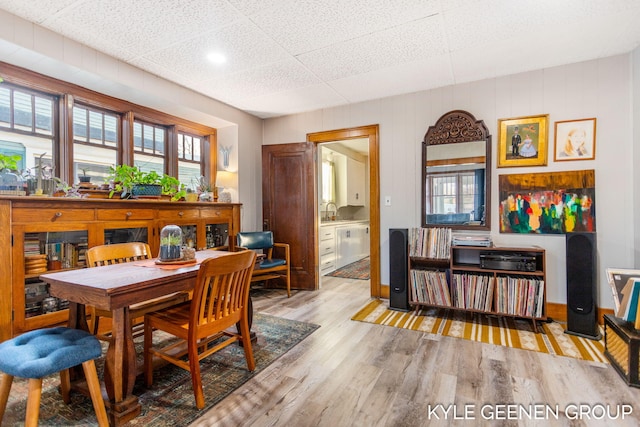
[498,170,595,234]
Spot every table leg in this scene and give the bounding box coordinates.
[103,307,141,426]
[67,302,89,332]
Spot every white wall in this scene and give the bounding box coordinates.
[264,54,637,310]
[0,8,264,233]
[633,47,640,268]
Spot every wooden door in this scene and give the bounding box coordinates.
[262,143,317,290]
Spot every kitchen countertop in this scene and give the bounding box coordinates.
[320,219,369,226]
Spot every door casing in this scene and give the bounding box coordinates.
[307,125,382,298]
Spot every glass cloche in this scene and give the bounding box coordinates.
[159,225,182,261]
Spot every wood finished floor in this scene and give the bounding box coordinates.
[191,277,640,427]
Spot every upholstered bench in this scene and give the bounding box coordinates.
[0,327,108,427]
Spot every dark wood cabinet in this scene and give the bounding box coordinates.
[0,196,241,342]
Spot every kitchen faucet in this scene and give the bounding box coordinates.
[325,202,337,221]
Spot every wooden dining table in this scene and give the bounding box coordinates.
[40,248,239,426]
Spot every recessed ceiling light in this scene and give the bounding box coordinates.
[206,52,226,65]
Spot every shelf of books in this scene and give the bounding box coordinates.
[23,231,88,320]
[409,238,547,332]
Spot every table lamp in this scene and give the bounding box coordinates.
[216,171,235,203]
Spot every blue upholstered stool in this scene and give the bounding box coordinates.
[0,327,108,427]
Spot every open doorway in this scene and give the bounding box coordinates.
[318,140,370,286]
[307,125,381,298]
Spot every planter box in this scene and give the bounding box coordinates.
[132,184,162,198]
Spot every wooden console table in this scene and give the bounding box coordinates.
[0,196,241,343]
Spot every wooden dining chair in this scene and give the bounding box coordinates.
[143,250,256,409]
[85,242,190,339]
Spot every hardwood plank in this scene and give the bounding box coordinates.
[190,277,640,426]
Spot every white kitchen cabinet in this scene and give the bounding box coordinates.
[319,225,336,275]
[345,157,365,206]
[335,155,365,207]
[335,222,369,268]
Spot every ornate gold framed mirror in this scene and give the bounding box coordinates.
[422,110,491,231]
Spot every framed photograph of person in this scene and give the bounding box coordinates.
[554,118,596,161]
[497,114,549,167]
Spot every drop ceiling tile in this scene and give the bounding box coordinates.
[0,0,78,25]
[329,55,453,104]
[129,57,196,89]
[43,0,244,58]
[449,5,640,87]
[141,18,291,83]
[251,0,441,55]
[443,0,640,54]
[298,14,446,82]
[226,0,283,16]
[197,58,321,103]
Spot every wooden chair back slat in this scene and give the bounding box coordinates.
[86,242,152,267]
[190,251,255,335]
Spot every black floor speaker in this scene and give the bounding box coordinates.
[389,228,410,311]
[565,232,601,340]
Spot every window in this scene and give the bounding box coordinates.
[1,68,217,190]
[133,120,165,174]
[0,85,55,189]
[0,85,54,136]
[73,105,119,185]
[321,160,335,203]
[426,170,480,219]
[177,132,202,188]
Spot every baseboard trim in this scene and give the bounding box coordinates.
[547,302,614,325]
[380,284,614,325]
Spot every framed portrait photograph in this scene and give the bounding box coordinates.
[497,114,548,167]
[554,118,596,161]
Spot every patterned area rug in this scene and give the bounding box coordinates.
[352,299,607,363]
[2,313,319,426]
[326,256,370,280]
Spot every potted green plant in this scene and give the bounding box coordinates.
[193,176,214,202]
[106,165,162,198]
[106,165,189,200]
[132,169,163,198]
[0,153,22,193]
[0,153,20,171]
[78,167,91,183]
[159,225,182,261]
[159,174,187,201]
[53,177,87,198]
